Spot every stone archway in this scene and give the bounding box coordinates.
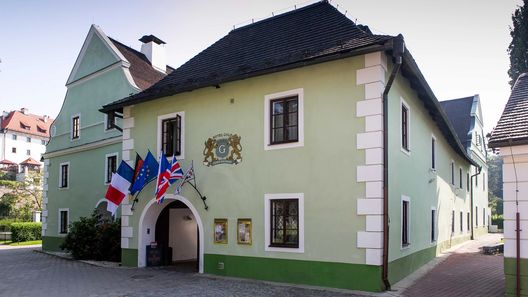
[138,194,204,272]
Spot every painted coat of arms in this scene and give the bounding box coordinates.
[203,133,242,166]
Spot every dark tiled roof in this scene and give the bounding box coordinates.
[489,73,528,147]
[440,96,474,150]
[109,37,173,90]
[102,1,392,111]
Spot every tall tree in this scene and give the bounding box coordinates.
[508,0,528,87]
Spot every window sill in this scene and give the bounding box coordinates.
[265,141,304,151]
[400,147,411,156]
[401,243,410,250]
[265,245,304,253]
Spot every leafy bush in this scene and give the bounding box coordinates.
[492,214,504,229]
[60,211,121,261]
[11,222,41,242]
[0,219,15,232]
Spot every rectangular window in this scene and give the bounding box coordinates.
[270,199,299,248]
[72,115,80,139]
[59,163,69,188]
[467,172,470,191]
[467,212,470,231]
[431,137,436,170]
[402,199,410,247]
[475,207,478,226]
[11,147,16,153]
[483,208,486,226]
[270,96,299,145]
[475,174,478,187]
[483,173,486,191]
[451,161,455,185]
[26,149,30,156]
[161,115,182,156]
[105,155,117,184]
[41,140,46,145]
[26,137,31,143]
[431,209,436,242]
[12,134,17,140]
[460,211,463,232]
[451,210,455,233]
[105,113,116,130]
[59,210,68,234]
[459,168,463,188]
[401,104,409,151]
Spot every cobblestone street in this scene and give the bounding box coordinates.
[0,247,366,297]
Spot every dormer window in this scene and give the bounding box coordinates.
[20,123,30,130]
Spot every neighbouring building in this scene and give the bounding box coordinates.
[0,108,53,177]
[440,95,490,239]
[42,25,171,250]
[488,73,528,297]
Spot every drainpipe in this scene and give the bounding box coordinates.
[470,166,481,240]
[382,34,405,291]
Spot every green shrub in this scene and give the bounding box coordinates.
[10,222,41,242]
[0,219,15,232]
[60,211,120,261]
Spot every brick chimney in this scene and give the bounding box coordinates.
[139,35,167,73]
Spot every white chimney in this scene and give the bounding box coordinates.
[43,115,49,123]
[139,35,167,73]
[21,108,28,115]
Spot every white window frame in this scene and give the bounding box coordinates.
[459,166,464,189]
[430,206,437,243]
[460,211,464,233]
[400,97,411,155]
[104,152,119,185]
[103,114,116,132]
[401,195,411,249]
[157,111,185,159]
[26,149,31,156]
[264,193,304,253]
[71,113,81,141]
[58,208,69,235]
[26,136,31,143]
[431,134,436,172]
[12,134,17,140]
[58,161,70,189]
[264,88,304,151]
[450,160,455,186]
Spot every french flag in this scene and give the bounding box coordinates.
[105,161,134,215]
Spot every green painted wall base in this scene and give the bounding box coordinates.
[388,245,436,284]
[505,257,528,297]
[121,248,138,267]
[42,236,65,252]
[204,254,383,292]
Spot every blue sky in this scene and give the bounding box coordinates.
[0,0,521,133]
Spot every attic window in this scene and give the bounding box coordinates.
[20,123,30,130]
[37,126,47,133]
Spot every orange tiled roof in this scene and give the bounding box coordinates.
[1,110,53,138]
[20,157,41,165]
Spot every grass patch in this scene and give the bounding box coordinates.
[2,240,42,246]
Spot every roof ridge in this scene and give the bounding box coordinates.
[231,1,331,32]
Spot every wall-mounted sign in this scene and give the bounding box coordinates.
[203,133,242,166]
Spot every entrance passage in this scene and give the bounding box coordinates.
[150,200,198,272]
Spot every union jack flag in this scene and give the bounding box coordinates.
[169,155,184,183]
[155,153,171,204]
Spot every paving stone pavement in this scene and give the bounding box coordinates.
[0,247,368,297]
[401,234,505,297]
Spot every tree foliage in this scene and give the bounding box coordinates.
[487,154,503,216]
[0,171,42,220]
[508,0,528,87]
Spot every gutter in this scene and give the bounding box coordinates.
[470,166,482,240]
[381,34,405,290]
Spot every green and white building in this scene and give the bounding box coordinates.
[42,25,171,250]
[45,1,489,292]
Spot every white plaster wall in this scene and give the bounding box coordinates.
[169,209,197,261]
[3,132,47,164]
[500,144,528,259]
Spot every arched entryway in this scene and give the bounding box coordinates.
[138,195,204,272]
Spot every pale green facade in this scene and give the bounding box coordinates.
[115,52,487,291]
[42,25,139,250]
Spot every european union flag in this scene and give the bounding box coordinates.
[130,151,159,195]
